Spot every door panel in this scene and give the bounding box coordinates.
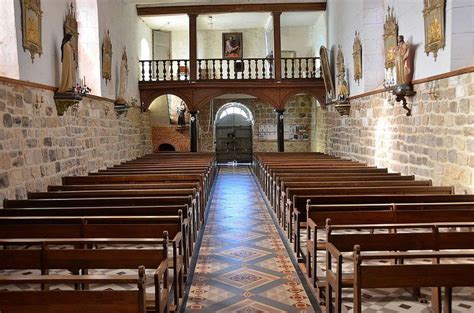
[216,125,252,163]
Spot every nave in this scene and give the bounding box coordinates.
[185,166,318,312]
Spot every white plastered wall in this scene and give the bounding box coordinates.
[327,0,474,96]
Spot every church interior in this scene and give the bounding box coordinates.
[0,0,473,312]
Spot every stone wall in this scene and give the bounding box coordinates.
[198,95,313,153]
[316,72,474,194]
[0,79,152,203]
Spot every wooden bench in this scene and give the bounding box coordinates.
[325,222,474,312]
[305,202,474,292]
[352,249,474,313]
[0,238,169,312]
[0,269,149,313]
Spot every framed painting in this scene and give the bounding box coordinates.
[21,0,43,62]
[383,6,398,70]
[223,32,243,59]
[423,0,446,60]
[102,30,112,84]
[319,45,335,100]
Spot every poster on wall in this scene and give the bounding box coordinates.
[102,30,112,84]
[423,0,446,60]
[223,32,243,58]
[21,0,43,62]
[383,6,398,70]
[353,31,362,83]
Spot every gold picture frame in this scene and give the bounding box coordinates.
[20,0,43,62]
[423,0,446,60]
[383,6,398,70]
[102,30,113,84]
[64,3,79,69]
[353,31,362,83]
[319,45,335,100]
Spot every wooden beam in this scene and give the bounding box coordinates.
[137,2,326,16]
[273,12,282,81]
[189,14,198,82]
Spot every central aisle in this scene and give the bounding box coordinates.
[185,166,318,312]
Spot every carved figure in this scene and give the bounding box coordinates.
[394,35,412,85]
[59,33,76,92]
[116,49,129,105]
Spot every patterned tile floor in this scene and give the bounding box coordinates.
[185,166,320,312]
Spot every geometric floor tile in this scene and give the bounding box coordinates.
[214,267,280,290]
[215,299,287,313]
[216,246,271,262]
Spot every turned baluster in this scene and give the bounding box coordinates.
[254,59,258,79]
[298,58,302,79]
[312,58,316,78]
[219,60,223,79]
[262,59,266,79]
[212,60,216,80]
[226,59,230,79]
[140,61,145,81]
[305,58,310,79]
[284,59,288,79]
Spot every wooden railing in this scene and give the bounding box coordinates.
[139,57,320,82]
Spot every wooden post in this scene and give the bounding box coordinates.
[190,111,198,152]
[188,14,198,82]
[272,11,282,81]
[276,109,285,152]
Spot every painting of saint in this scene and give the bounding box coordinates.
[223,33,243,58]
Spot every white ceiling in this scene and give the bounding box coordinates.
[133,0,324,6]
[142,11,323,31]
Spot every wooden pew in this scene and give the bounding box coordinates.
[325,222,474,313]
[352,249,474,313]
[0,269,149,313]
[289,186,454,257]
[0,217,183,311]
[305,202,474,294]
[0,238,168,313]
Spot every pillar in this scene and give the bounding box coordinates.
[276,109,285,152]
[188,13,198,81]
[272,11,282,81]
[190,111,198,152]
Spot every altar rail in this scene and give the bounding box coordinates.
[139,57,320,82]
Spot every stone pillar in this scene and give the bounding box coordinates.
[272,11,282,81]
[188,13,198,82]
[190,111,198,152]
[276,109,285,152]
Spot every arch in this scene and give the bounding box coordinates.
[157,143,176,152]
[280,89,326,109]
[215,102,254,125]
[195,90,279,110]
[142,90,193,112]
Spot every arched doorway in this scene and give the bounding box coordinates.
[215,103,253,163]
[157,143,176,152]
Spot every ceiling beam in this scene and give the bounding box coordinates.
[137,2,326,16]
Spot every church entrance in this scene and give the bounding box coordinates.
[215,103,253,163]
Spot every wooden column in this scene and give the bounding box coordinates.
[272,11,282,81]
[276,109,285,152]
[189,13,198,82]
[190,111,198,152]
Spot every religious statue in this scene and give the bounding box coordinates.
[59,33,76,92]
[394,35,413,85]
[337,80,349,101]
[177,101,187,127]
[116,48,129,105]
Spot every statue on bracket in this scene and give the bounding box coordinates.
[336,45,349,101]
[383,6,398,70]
[64,2,79,69]
[102,30,113,85]
[115,48,129,106]
[423,0,446,60]
[20,0,43,62]
[352,31,362,84]
[59,33,76,93]
[392,35,416,116]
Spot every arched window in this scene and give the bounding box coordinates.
[216,103,254,124]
